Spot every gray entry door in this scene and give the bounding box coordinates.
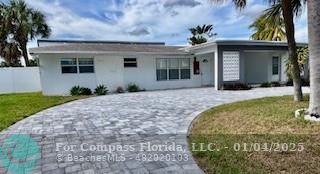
[200,58,211,86]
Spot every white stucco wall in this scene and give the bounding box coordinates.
[39,54,96,95]
[38,54,211,95]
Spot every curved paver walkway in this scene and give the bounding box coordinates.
[0,87,309,174]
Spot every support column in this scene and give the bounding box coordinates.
[214,45,220,90]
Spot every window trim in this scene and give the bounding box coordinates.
[156,58,191,81]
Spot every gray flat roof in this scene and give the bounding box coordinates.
[30,43,188,55]
[214,40,308,47]
[37,39,165,46]
[31,39,308,55]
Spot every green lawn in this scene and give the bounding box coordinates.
[188,96,320,174]
[0,92,84,131]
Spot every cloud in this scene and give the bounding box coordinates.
[128,27,150,36]
[163,0,201,8]
[19,0,307,47]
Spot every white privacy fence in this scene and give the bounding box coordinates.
[0,67,41,94]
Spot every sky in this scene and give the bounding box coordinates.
[16,0,308,48]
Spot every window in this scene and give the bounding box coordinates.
[124,58,137,68]
[61,58,94,74]
[272,57,279,75]
[169,59,179,80]
[156,58,191,81]
[156,59,167,81]
[180,59,191,79]
[61,58,77,73]
[79,58,94,73]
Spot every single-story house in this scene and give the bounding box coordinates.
[29,39,308,95]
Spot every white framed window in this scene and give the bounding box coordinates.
[180,58,191,79]
[272,56,279,75]
[156,58,191,81]
[61,58,77,74]
[61,58,94,74]
[169,59,179,80]
[124,58,137,68]
[223,51,240,81]
[156,59,168,81]
[79,58,94,73]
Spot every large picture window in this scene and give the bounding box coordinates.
[156,58,191,81]
[61,58,94,74]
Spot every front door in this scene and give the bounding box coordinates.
[200,57,211,86]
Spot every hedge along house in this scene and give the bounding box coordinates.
[30,39,308,95]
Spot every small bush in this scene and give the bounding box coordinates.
[223,83,252,90]
[70,86,82,96]
[286,78,310,87]
[127,83,140,92]
[94,85,108,95]
[116,86,125,93]
[80,88,92,95]
[286,80,293,86]
[70,86,92,96]
[260,82,271,88]
[301,78,310,86]
[271,81,281,87]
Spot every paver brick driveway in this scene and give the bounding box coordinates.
[0,87,309,174]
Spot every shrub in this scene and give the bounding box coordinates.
[301,78,310,86]
[116,86,124,93]
[270,81,281,87]
[286,80,293,86]
[127,83,140,92]
[286,78,310,87]
[70,86,82,96]
[70,86,92,96]
[260,82,271,88]
[223,83,252,90]
[80,88,92,95]
[94,85,108,95]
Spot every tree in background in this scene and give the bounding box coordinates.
[188,24,216,45]
[249,4,308,83]
[250,4,286,41]
[0,3,21,65]
[211,0,306,102]
[286,47,308,80]
[0,0,50,66]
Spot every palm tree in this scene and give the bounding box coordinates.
[286,47,308,80]
[188,24,216,45]
[211,0,305,102]
[0,2,21,65]
[6,0,50,66]
[307,0,320,118]
[250,4,286,41]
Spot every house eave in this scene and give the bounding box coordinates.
[30,50,190,56]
